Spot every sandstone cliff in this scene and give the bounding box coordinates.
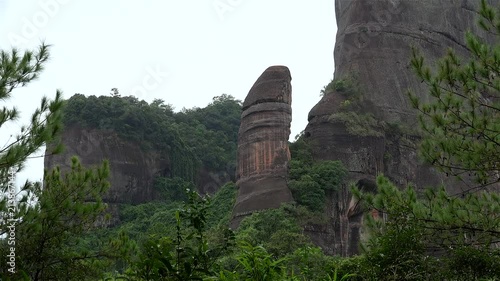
[44,125,232,226]
[44,126,168,205]
[230,66,294,227]
[304,0,490,256]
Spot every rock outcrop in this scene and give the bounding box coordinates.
[230,65,294,227]
[44,126,232,226]
[44,126,168,205]
[304,0,489,256]
[44,126,168,226]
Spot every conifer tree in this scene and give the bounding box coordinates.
[0,43,63,180]
[354,1,500,279]
[409,0,500,192]
[0,44,118,280]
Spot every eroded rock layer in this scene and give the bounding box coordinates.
[44,126,168,205]
[230,66,294,227]
[305,0,488,256]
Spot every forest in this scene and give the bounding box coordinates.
[1,1,500,280]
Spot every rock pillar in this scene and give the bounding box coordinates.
[230,65,294,228]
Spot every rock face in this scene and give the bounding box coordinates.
[304,0,488,256]
[230,66,294,227]
[44,126,168,205]
[44,126,232,226]
[44,126,168,226]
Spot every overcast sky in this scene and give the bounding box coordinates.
[0,0,337,185]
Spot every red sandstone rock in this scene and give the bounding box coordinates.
[230,66,294,228]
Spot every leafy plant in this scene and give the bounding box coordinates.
[229,242,289,281]
[289,160,347,212]
[128,189,235,280]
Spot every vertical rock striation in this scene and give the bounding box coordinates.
[304,0,489,256]
[230,65,294,227]
[44,126,168,205]
[44,126,169,226]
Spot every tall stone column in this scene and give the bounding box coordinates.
[230,65,294,228]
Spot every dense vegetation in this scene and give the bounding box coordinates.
[1,1,500,280]
[289,133,347,213]
[63,92,241,181]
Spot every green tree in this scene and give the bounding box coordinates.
[289,160,347,212]
[0,43,63,184]
[0,157,118,280]
[408,0,500,192]
[218,242,289,281]
[129,189,235,280]
[0,44,123,280]
[354,175,500,280]
[236,206,310,258]
[353,2,500,279]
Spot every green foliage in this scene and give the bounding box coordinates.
[237,206,311,258]
[446,246,500,280]
[88,181,237,277]
[350,5,500,278]
[289,175,325,212]
[219,242,289,281]
[63,93,242,181]
[320,78,336,95]
[320,75,360,97]
[117,201,181,242]
[289,160,347,212]
[128,189,235,280]
[153,176,194,203]
[352,175,500,280]
[289,131,314,165]
[206,182,237,227]
[289,133,348,212]
[98,191,348,280]
[326,269,357,281]
[285,246,338,281]
[408,0,500,189]
[332,256,369,281]
[175,94,241,172]
[0,44,121,280]
[0,43,63,184]
[0,157,117,280]
[329,112,383,137]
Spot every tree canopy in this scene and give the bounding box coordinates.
[63,92,241,181]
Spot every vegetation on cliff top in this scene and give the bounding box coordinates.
[63,93,241,180]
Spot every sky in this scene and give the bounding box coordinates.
[0,0,337,185]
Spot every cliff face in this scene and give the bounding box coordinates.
[230,66,294,227]
[44,126,168,205]
[304,0,487,256]
[44,126,232,225]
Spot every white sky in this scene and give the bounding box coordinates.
[0,0,337,185]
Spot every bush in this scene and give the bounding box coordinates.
[289,160,347,212]
[237,206,311,258]
[445,247,500,280]
[320,75,360,97]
